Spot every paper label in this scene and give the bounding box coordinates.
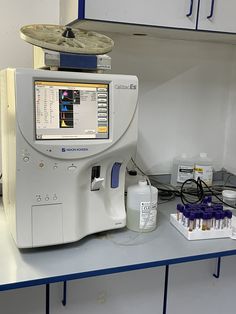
[177,165,194,183]
[139,201,157,229]
[194,165,213,185]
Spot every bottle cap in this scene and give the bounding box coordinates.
[212,210,216,218]
[206,212,212,219]
[138,180,147,186]
[177,204,184,212]
[225,210,233,219]
[189,212,195,221]
[202,212,209,219]
[128,170,138,176]
[215,211,222,220]
[199,210,204,218]
[213,204,223,211]
[183,209,190,218]
[207,196,212,203]
[221,211,226,219]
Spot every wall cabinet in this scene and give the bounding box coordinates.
[61,0,236,36]
[198,0,236,33]
[82,0,198,30]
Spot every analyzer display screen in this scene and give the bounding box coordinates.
[35,81,109,140]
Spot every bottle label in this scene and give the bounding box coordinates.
[177,165,194,183]
[194,165,213,185]
[139,201,157,229]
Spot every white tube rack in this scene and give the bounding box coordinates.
[170,214,235,240]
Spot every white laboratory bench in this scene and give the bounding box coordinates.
[1,199,236,314]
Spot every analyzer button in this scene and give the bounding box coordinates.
[98,126,108,133]
[23,156,29,162]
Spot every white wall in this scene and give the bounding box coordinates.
[109,34,233,174]
[223,46,236,174]
[0,0,59,69]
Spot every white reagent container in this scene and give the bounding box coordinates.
[194,152,213,186]
[170,153,194,186]
[126,180,158,232]
[222,190,236,210]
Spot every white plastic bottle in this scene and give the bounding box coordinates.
[170,153,194,186]
[194,152,213,186]
[126,180,158,232]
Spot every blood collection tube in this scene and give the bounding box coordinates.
[189,212,196,232]
[214,211,221,229]
[195,211,202,229]
[176,204,184,221]
[183,209,190,228]
[205,208,213,228]
[202,212,208,231]
[206,212,212,230]
[219,211,225,229]
[225,210,233,228]
[212,210,216,229]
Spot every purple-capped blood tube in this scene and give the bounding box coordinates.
[220,211,225,229]
[202,212,208,231]
[189,212,196,232]
[195,211,202,229]
[183,210,190,228]
[206,212,212,230]
[215,211,221,230]
[212,211,216,229]
[225,210,233,229]
[176,204,183,221]
[205,208,214,228]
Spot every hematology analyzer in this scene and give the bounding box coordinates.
[0,68,138,248]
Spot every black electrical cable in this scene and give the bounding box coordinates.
[179,177,236,209]
[180,178,204,205]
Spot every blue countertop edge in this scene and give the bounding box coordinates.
[1,248,236,291]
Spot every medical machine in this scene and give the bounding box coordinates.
[0,68,138,248]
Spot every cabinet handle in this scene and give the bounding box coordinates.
[207,0,215,19]
[186,0,194,17]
